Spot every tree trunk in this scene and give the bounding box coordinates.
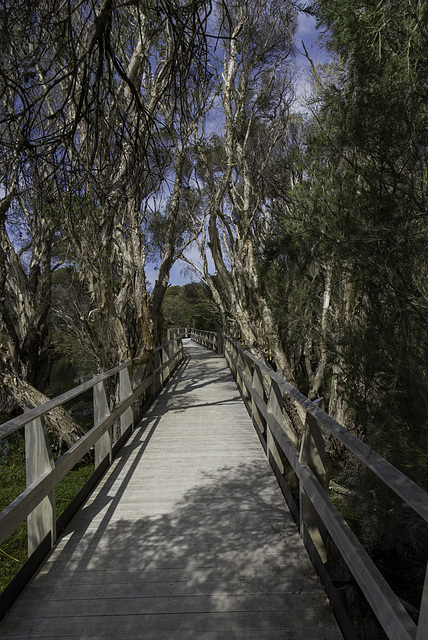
[1,367,86,452]
[328,270,356,429]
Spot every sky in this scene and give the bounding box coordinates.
[296,8,329,67]
[153,8,328,289]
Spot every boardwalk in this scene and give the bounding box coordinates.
[0,340,342,639]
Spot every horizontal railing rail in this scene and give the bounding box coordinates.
[191,330,427,640]
[0,337,183,618]
[190,328,223,354]
[167,327,191,340]
[0,363,128,441]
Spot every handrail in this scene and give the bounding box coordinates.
[0,340,179,440]
[4,329,428,639]
[238,342,428,524]
[0,363,128,440]
[190,328,223,354]
[0,337,183,563]
[192,331,428,640]
[167,327,191,340]
[199,326,428,518]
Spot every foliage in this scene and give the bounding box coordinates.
[0,0,428,624]
[49,267,104,376]
[0,0,215,410]
[293,0,428,485]
[0,433,94,593]
[162,283,222,337]
[0,436,27,592]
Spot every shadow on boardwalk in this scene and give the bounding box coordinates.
[0,341,342,639]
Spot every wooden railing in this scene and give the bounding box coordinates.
[3,328,428,639]
[0,337,183,618]
[190,328,223,354]
[166,327,191,340]
[191,329,428,640]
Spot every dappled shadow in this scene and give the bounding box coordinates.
[1,463,340,638]
[0,340,342,639]
[154,341,243,414]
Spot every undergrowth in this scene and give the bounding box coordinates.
[0,435,94,593]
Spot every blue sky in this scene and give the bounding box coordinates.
[296,8,328,66]
[152,7,328,289]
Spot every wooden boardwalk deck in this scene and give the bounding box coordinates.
[0,340,343,639]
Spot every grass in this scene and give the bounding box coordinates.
[0,435,94,593]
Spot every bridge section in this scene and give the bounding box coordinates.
[0,340,342,639]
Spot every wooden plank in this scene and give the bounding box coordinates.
[0,375,153,529]
[23,576,322,598]
[10,593,328,616]
[266,379,285,476]
[0,610,338,636]
[251,364,266,438]
[94,380,112,469]
[119,367,133,435]
[300,466,416,640]
[33,564,317,586]
[263,403,416,639]
[24,632,343,640]
[224,337,426,637]
[299,412,328,563]
[0,365,169,546]
[0,340,341,640]
[228,337,428,524]
[25,415,55,556]
[0,363,129,440]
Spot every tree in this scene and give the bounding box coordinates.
[0,148,85,449]
[0,0,213,445]
[295,0,428,480]
[162,283,222,335]
[191,0,299,374]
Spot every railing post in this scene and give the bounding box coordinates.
[25,412,55,555]
[168,340,174,373]
[299,411,328,563]
[240,352,252,410]
[171,338,178,371]
[230,341,237,380]
[217,333,224,355]
[175,338,182,369]
[94,379,112,469]
[266,379,285,475]
[175,338,181,369]
[154,349,162,396]
[251,363,266,442]
[224,336,230,367]
[162,344,170,384]
[236,347,251,399]
[119,366,134,436]
[417,563,428,639]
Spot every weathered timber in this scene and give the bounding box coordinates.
[0,340,341,639]
[223,334,423,640]
[25,414,55,556]
[0,339,183,553]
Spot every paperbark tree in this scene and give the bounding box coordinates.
[52,0,213,367]
[0,0,213,440]
[0,175,85,449]
[193,0,298,378]
[176,0,306,445]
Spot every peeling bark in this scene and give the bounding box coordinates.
[1,368,85,451]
